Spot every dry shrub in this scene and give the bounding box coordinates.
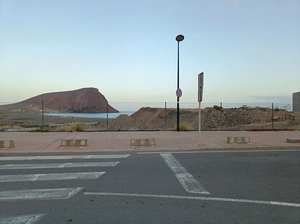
[71,124,85,132]
[55,126,71,132]
[179,123,191,131]
[55,124,85,132]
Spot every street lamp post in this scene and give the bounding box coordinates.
[176,34,184,132]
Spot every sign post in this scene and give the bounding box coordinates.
[198,72,204,145]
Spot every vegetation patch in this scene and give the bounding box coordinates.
[71,124,85,132]
[179,123,191,131]
[30,127,50,132]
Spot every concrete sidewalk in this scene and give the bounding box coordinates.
[0,131,300,154]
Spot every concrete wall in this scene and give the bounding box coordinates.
[293,91,300,111]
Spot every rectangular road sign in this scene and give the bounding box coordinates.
[198,72,204,102]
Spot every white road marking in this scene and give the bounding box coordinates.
[0,154,130,161]
[0,214,45,224]
[84,192,300,208]
[0,172,105,183]
[160,153,210,194]
[0,161,120,170]
[137,150,300,155]
[138,149,300,154]
[0,187,83,201]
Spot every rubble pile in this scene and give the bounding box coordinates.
[108,106,298,131]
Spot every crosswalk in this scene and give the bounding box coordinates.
[160,153,210,195]
[0,161,120,170]
[0,154,130,224]
[0,172,105,183]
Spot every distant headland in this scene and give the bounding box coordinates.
[0,88,119,113]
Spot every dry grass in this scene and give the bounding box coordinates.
[54,124,86,132]
[71,124,85,132]
[179,123,191,131]
[55,126,72,132]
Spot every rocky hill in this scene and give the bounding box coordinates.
[0,88,118,113]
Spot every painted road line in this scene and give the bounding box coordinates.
[0,214,45,224]
[160,153,210,194]
[84,192,300,208]
[0,154,130,161]
[0,161,120,170]
[0,187,83,201]
[0,172,105,183]
[138,149,300,154]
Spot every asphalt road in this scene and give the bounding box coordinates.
[0,150,299,224]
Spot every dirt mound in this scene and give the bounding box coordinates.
[110,114,135,131]
[108,106,299,131]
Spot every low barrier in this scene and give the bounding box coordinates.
[131,139,155,147]
[227,137,250,144]
[61,139,88,147]
[286,138,300,143]
[0,140,15,148]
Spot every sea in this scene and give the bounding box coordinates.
[45,111,135,119]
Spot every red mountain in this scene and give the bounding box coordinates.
[0,88,119,113]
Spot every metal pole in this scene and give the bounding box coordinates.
[177,41,180,132]
[165,102,167,127]
[272,103,274,129]
[198,101,201,144]
[42,100,44,128]
[106,100,108,131]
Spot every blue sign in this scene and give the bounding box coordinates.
[176,88,182,98]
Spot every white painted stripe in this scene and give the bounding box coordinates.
[0,162,120,170]
[0,214,45,224]
[0,154,130,161]
[160,153,210,194]
[84,192,300,208]
[138,149,300,154]
[0,187,83,201]
[0,172,105,183]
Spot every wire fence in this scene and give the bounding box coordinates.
[0,101,296,132]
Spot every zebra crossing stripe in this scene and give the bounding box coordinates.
[0,187,83,201]
[0,162,120,170]
[0,154,130,161]
[0,172,105,183]
[160,153,210,194]
[0,214,45,224]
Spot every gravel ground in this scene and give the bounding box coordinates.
[1,108,299,132]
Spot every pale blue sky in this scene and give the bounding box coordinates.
[0,0,299,106]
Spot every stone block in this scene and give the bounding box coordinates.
[131,139,155,147]
[0,140,15,148]
[227,137,250,144]
[61,139,87,147]
[286,138,300,143]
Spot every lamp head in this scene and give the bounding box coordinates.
[176,34,184,42]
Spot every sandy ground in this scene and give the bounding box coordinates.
[0,112,110,130]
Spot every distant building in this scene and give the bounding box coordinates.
[293,91,300,111]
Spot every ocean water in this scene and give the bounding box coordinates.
[45,111,135,119]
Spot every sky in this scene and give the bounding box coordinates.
[0,0,299,108]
